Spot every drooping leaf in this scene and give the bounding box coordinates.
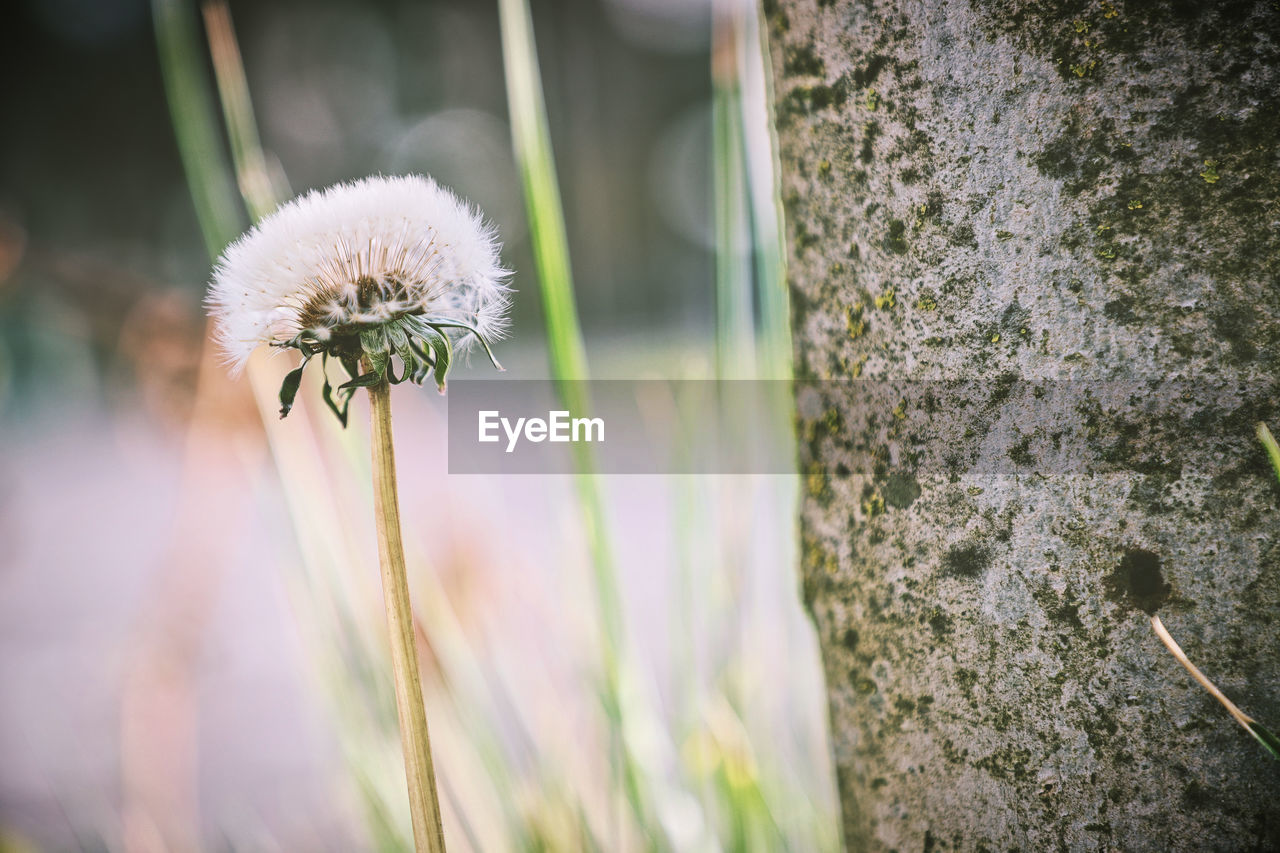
[419,325,452,393]
[385,323,419,385]
[419,316,504,371]
[384,353,407,385]
[360,327,387,357]
[338,371,384,392]
[369,349,390,382]
[320,354,349,427]
[1246,720,1280,761]
[278,360,307,418]
[407,338,435,385]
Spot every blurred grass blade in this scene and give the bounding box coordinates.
[496,0,624,784]
[712,0,756,380]
[498,0,705,845]
[741,0,792,380]
[201,0,290,221]
[711,0,792,381]
[496,0,588,389]
[151,0,243,256]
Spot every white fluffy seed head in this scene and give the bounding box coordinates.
[207,174,511,373]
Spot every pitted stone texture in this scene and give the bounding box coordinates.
[773,0,1280,849]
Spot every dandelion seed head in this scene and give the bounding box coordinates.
[207,174,510,373]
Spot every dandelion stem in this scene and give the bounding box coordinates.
[367,371,446,853]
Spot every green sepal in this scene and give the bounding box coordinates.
[1246,720,1280,761]
[385,324,418,386]
[359,327,387,356]
[338,371,384,392]
[278,360,308,419]
[367,348,390,382]
[385,356,406,385]
[407,338,436,385]
[418,316,504,371]
[419,324,452,392]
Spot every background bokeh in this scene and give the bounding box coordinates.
[0,0,838,849]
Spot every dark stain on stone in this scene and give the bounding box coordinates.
[777,81,848,123]
[1052,600,1084,631]
[852,54,889,89]
[842,628,859,652]
[885,218,909,254]
[1008,432,1034,465]
[783,43,825,77]
[1183,780,1213,808]
[950,221,977,248]
[860,123,880,164]
[1104,548,1171,615]
[1104,297,1137,325]
[945,542,993,578]
[1000,299,1030,334]
[928,610,953,638]
[883,471,922,508]
[1212,307,1258,362]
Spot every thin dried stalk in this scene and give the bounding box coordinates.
[368,372,447,853]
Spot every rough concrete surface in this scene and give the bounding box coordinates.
[772,0,1280,849]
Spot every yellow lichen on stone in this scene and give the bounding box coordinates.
[846,305,866,338]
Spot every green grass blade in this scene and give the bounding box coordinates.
[712,6,756,380]
[742,0,792,381]
[496,0,589,389]
[1258,422,1280,487]
[498,0,682,842]
[201,0,290,222]
[1246,720,1280,761]
[151,0,244,256]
